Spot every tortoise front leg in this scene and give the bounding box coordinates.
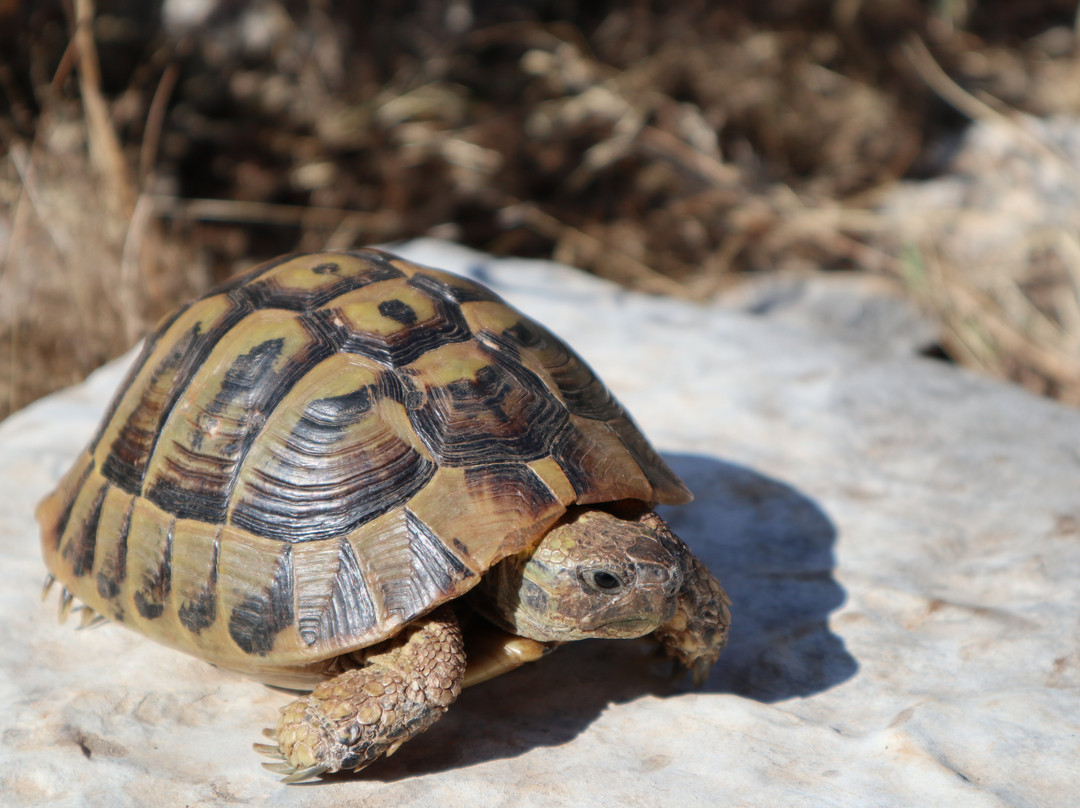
[258,606,466,783]
[652,539,732,686]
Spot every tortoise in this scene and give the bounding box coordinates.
[37,249,730,782]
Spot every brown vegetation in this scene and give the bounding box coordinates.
[2,0,1080,419]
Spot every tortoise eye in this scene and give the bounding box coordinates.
[588,570,625,593]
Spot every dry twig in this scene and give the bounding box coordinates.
[73,0,135,214]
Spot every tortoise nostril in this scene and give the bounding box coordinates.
[664,575,681,597]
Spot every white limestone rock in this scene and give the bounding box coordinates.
[715,269,941,358]
[1,239,1076,807]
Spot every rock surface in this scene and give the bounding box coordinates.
[1,239,1077,807]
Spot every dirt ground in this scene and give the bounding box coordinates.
[2,0,1080,420]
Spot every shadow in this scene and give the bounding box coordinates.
[658,454,857,701]
[358,453,857,782]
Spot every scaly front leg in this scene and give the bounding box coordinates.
[257,605,466,783]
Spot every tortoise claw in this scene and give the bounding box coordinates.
[41,574,56,601]
[691,657,712,688]
[279,764,330,784]
[261,761,297,775]
[256,731,331,783]
[58,589,74,623]
[253,742,284,759]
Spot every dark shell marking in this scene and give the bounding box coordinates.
[37,249,690,675]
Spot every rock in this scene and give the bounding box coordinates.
[716,269,941,358]
[882,115,1080,269]
[1,239,1077,806]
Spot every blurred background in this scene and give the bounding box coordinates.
[2,0,1079,421]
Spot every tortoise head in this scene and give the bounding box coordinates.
[477,506,731,683]
[481,507,679,641]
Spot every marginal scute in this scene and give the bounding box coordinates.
[294,539,378,648]
[552,415,656,505]
[58,476,108,579]
[526,456,579,506]
[38,450,94,554]
[352,508,473,627]
[125,497,175,622]
[91,486,136,606]
[278,505,476,661]
[344,512,414,626]
[552,413,691,506]
[223,540,295,656]
[403,507,474,597]
[291,538,370,649]
[293,506,474,656]
[607,414,692,504]
[171,519,221,635]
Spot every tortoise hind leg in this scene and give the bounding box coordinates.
[265,606,466,782]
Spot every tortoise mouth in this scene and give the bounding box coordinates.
[588,617,657,638]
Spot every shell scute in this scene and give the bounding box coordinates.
[91,486,135,609]
[225,541,295,656]
[287,508,475,659]
[404,339,571,468]
[314,279,472,367]
[95,293,243,494]
[223,250,405,311]
[466,304,623,423]
[58,476,108,580]
[227,353,436,543]
[403,464,564,571]
[291,536,377,649]
[172,518,220,635]
[127,496,173,622]
[403,265,504,305]
[142,309,336,525]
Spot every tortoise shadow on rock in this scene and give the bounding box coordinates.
[659,453,857,702]
[361,453,857,782]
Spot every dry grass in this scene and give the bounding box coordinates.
[2,0,1080,419]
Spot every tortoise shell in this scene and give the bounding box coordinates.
[38,249,690,679]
